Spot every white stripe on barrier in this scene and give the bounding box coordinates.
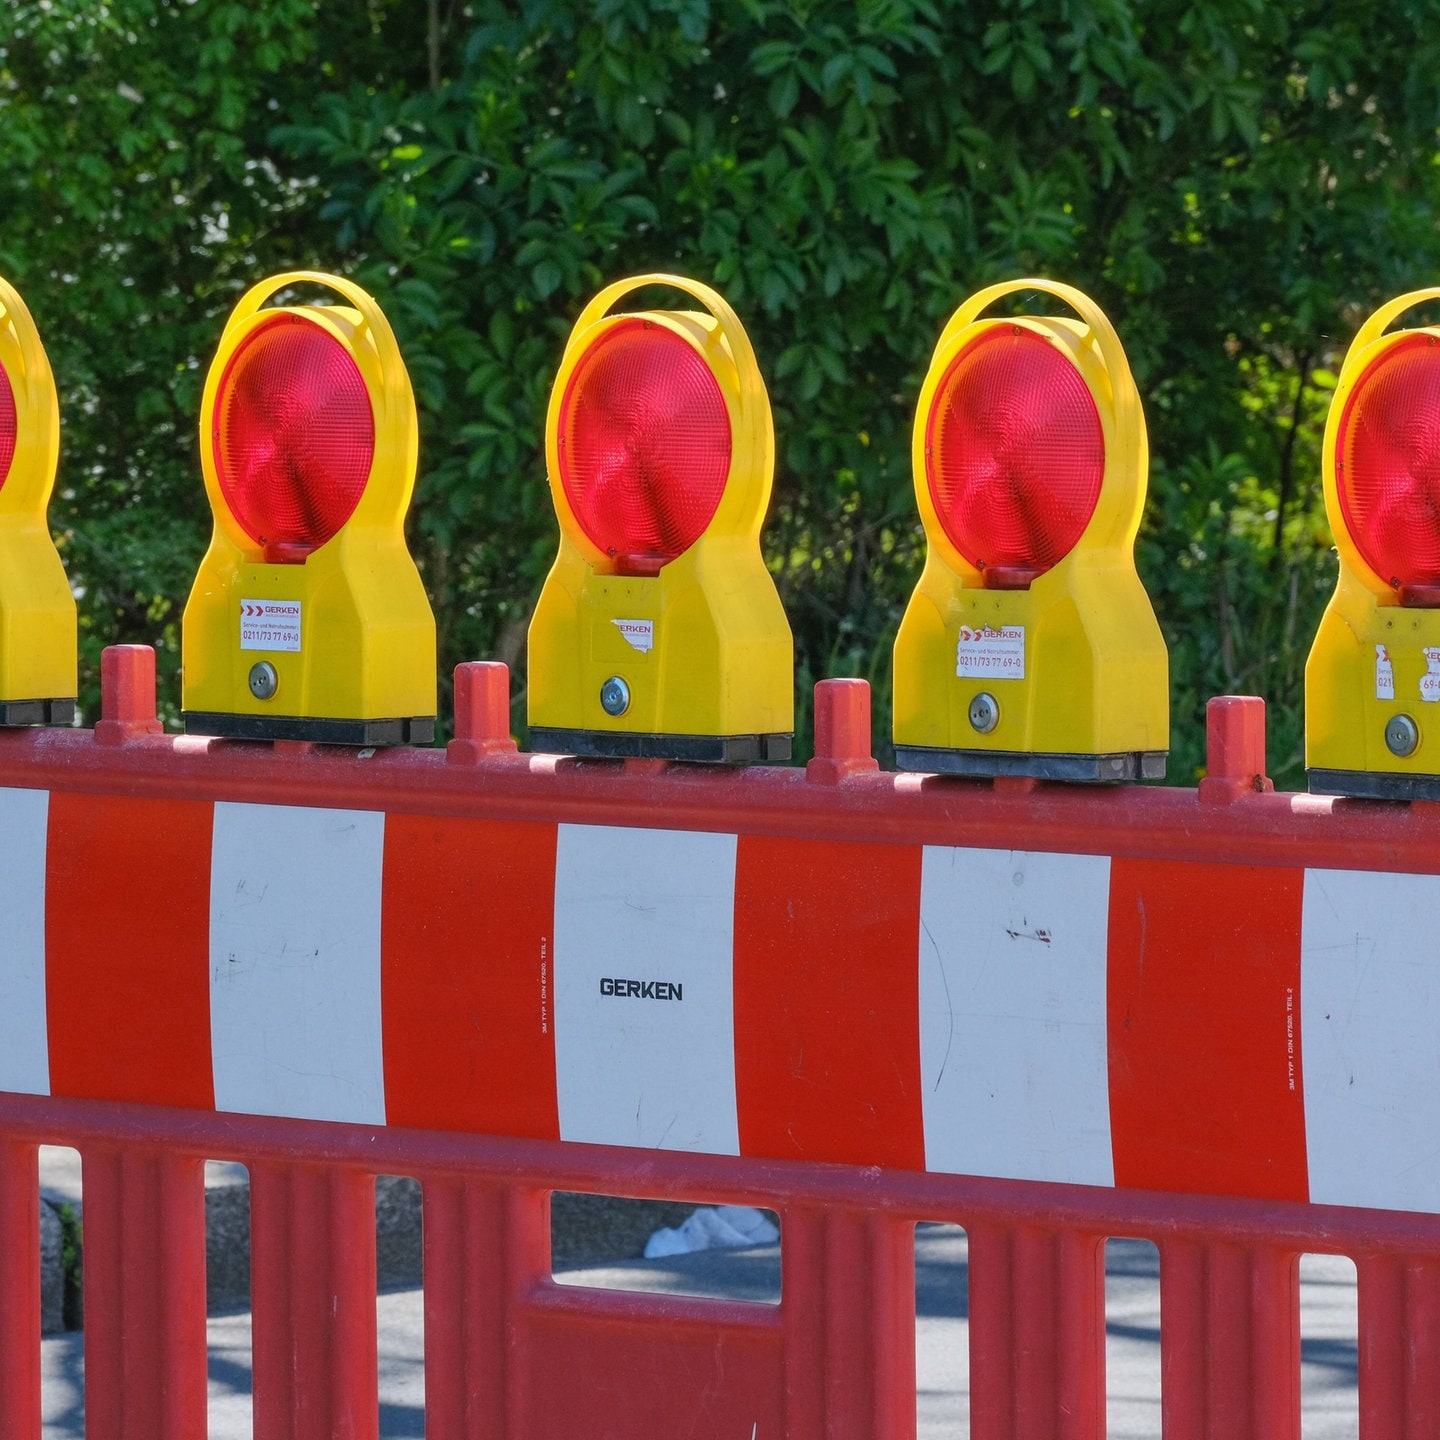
[919,846,1114,1185]
[0,788,49,1095]
[1302,867,1440,1213]
[208,802,387,1125]
[553,824,740,1153]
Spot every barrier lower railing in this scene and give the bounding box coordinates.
[3,646,1440,1438]
[4,1098,1440,1439]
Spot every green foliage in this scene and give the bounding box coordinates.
[0,0,428,718]
[7,1,1440,784]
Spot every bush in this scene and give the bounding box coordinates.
[8,1,1440,785]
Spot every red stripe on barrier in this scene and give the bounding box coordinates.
[45,794,214,1109]
[381,815,559,1137]
[1107,858,1307,1201]
[733,837,925,1168]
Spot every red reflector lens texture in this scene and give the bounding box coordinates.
[558,319,732,574]
[0,359,15,493]
[1337,335,1440,589]
[213,316,374,558]
[925,327,1104,579]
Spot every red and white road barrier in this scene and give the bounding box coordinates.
[2,650,1440,1438]
[4,780,1439,1214]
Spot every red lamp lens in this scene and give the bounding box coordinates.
[557,318,732,575]
[213,315,375,560]
[925,327,1104,583]
[0,359,16,493]
[1336,334,1440,590]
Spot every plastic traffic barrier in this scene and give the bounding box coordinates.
[0,652,1438,1437]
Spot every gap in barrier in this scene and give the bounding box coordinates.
[1298,1252,1358,1437]
[914,1221,969,1439]
[38,1144,82,1435]
[377,1173,425,1438]
[550,1190,781,1304]
[205,1158,253,1439]
[1104,1236,1161,1439]
[38,1144,81,1332]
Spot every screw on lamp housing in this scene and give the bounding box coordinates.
[600,676,630,717]
[968,693,1000,734]
[1385,714,1419,758]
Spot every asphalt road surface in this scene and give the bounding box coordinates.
[40,1225,1359,1437]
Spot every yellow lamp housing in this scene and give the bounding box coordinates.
[893,278,1168,781]
[527,273,793,762]
[182,271,436,745]
[0,276,77,726]
[1306,287,1440,800]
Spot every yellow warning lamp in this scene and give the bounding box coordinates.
[182,271,435,745]
[1306,288,1440,799]
[527,273,792,761]
[0,276,76,726]
[893,278,1168,780]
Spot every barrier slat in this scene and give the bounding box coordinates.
[80,1147,207,1440]
[11,1092,1440,1438]
[781,1205,917,1439]
[969,1223,1105,1440]
[0,1138,40,1439]
[421,1175,549,1439]
[1159,1239,1299,1440]
[250,1163,378,1440]
[1358,1254,1440,1439]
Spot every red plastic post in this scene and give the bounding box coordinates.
[782,1206,917,1438]
[447,661,518,764]
[80,1146,207,1440]
[1358,1253,1440,1438]
[968,1223,1105,1440]
[250,1163,378,1440]
[807,679,879,784]
[0,1139,40,1439]
[95,645,163,747]
[1159,1238,1300,1439]
[422,1176,549,1437]
[1198,695,1272,804]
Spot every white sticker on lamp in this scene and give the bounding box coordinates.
[956,624,1024,680]
[1376,644,1395,700]
[1422,647,1440,703]
[613,618,655,654]
[240,599,302,653]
